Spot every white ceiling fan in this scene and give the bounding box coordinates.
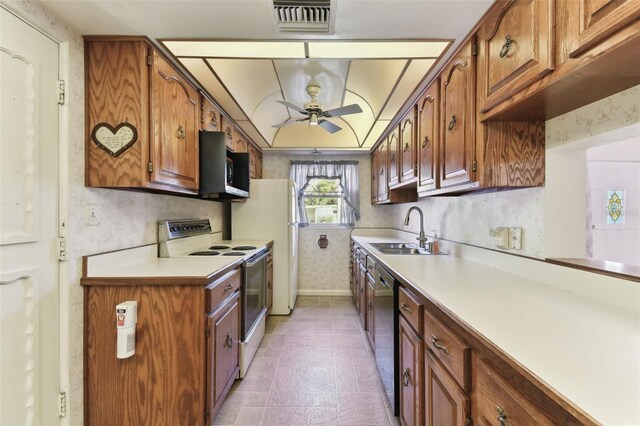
[273,84,363,134]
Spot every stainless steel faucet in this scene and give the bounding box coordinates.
[403,207,428,249]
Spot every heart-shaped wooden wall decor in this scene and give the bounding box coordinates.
[91,122,138,157]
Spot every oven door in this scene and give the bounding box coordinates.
[242,249,268,339]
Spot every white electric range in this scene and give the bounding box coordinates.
[158,219,270,378]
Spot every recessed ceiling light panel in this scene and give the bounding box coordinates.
[308,41,450,59]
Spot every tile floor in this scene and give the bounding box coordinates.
[213,296,400,426]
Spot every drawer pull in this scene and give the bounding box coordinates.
[400,303,413,314]
[499,35,512,59]
[448,115,457,131]
[367,301,373,311]
[402,368,411,386]
[177,124,186,140]
[225,333,233,348]
[224,284,234,291]
[496,406,508,426]
[431,335,450,354]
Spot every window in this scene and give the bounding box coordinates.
[290,160,360,227]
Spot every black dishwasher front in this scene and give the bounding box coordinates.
[374,264,399,416]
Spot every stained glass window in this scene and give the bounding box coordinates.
[606,190,624,224]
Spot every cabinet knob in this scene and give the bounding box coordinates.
[403,142,409,153]
[431,335,450,355]
[402,368,411,386]
[400,303,413,314]
[422,136,429,148]
[225,333,233,348]
[499,35,513,59]
[390,153,396,161]
[177,125,186,140]
[496,406,508,426]
[448,115,457,131]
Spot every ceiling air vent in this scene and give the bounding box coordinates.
[272,0,333,33]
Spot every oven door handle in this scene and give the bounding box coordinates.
[244,250,269,267]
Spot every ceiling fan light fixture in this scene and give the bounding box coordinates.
[309,113,319,126]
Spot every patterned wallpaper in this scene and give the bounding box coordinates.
[3,2,224,423]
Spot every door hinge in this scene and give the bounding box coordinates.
[205,326,210,338]
[465,417,473,426]
[147,55,152,66]
[57,80,65,105]
[472,160,477,172]
[148,162,153,173]
[472,43,478,56]
[59,392,67,417]
[57,237,67,262]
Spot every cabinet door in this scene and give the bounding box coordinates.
[150,51,199,190]
[399,316,423,426]
[388,130,400,187]
[377,142,389,202]
[256,151,263,179]
[417,80,439,194]
[235,134,248,153]
[354,252,361,308]
[566,0,640,58]
[221,117,234,151]
[425,351,470,426]
[266,259,273,315]
[358,263,367,326]
[366,275,375,349]
[201,96,221,132]
[400,106,417,183]
[207,293,240,414]
[248,143,257,179]
[440,40,476,189]
[371,150,379,203]
[478,0,554,113]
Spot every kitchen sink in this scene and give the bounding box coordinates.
[376,247,433,255]
[370,242,418,249]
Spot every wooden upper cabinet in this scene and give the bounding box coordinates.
[388,129,400,187]
[248,143,257,179]
[371,149,379,203]
[85,37,199,194]
[235,133,248,153]
[417,80,439,195]
[377,142,389,202]
[399,106,417,184]
[565,0,640,58]
[477,0,555,114]
[440,40,476,189]
[256,151,263,178]
[221,116,235,151]
[150,50,199,190]
[201,95,221,132]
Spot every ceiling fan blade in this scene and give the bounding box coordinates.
[322,103,363,117]
[276,99,309,115]
[318,119,342,134]
[272,117,308,128]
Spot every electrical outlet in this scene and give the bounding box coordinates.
[86,204,100,226]
[490,227,510,249]
[510,227,522,250]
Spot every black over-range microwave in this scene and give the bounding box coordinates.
[199,130,250,199]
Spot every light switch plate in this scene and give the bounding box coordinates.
[490,227,510,249]
[86,204,100,226]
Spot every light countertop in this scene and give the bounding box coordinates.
[351,233,640,426]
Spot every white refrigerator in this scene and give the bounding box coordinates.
[232,179,299,314]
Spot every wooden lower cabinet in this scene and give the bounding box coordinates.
[424,351,470,426]
[358,261,367,326]
[266,255,273,315]
[207,292,240,417]
[366,274,375,349]
[399,316,423,426]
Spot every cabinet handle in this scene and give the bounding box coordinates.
[403,142,409,153]
[402,368,411,386]
[360,286,364,294]
[225,333,233,348]
[224,284,234,291]
[390,153,396,161]
[268,281,272,289]
[422,136,429,148]
[367,301,372,311]
[496,406,508,426]
[208,110,218,127]
[448,115,457,131]
[499,35,512,59]
[176,125,186,139]
[431,335,450,354]
[380,168,384,176]
[400,303,412,314]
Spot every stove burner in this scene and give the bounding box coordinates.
[222,251,245,256]
[189,251,220,256]
[232,246,257,251]
[209,245,230,250]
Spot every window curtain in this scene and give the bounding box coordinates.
[289,160,360,226]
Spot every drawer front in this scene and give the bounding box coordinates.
[475,358,553,426]
[398,286,424,334]
[206,268,241,313]
[366,255,376,278]
[423,309,471,391]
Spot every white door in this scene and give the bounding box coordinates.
[0,8,60,425]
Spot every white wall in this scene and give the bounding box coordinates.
[1,2,225,424]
